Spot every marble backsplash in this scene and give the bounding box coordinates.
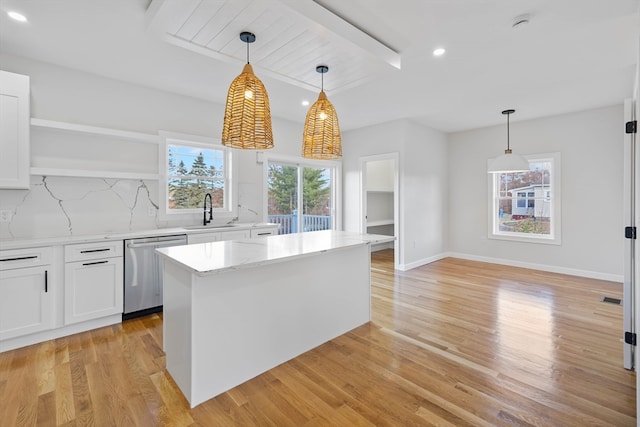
[0,176,167,240]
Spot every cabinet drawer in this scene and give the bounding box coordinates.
[251,228,278,238]
[65,240,123,262]
[219,229,250,241]
[0,246,52,270]
[187,232,221,245]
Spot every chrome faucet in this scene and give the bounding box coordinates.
[203,193,213,225]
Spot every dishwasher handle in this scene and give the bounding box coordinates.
[127,238,186,249]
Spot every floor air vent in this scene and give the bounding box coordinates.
[601,296,622,305]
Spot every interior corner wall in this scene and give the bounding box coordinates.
[342,119,448,269]
[448,105,625,281]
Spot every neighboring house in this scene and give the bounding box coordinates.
[510,184,551,219]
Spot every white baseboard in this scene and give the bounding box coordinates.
[394,251,622,283]
[398,253,448,271]
[447,252,623,283]
[0,314,122,353]
[371,241,394,252]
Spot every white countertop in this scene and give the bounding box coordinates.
[0,222,278,250]
[156,230,395,275]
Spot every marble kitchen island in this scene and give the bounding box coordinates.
[156,230,394,407]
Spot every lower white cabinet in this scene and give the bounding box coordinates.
[187,226,276,244]
[0,247,54,340]
[220,229,250,240]
[251,227,278,238]
[64,241,123,325]
[187,232,220,245]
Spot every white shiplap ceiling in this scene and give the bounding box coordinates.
[146,0,401,93]
[0,0,637,132]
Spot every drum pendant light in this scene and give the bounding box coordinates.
[487,109,529,173]
[222,32,274,150]
[302,65,341,159]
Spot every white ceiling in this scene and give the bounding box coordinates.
[0,0,638,133]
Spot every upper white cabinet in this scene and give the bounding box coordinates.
[0,70,30,189]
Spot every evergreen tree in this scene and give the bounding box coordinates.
[302,168,330,214]
[268,164,297,214]
[267,165,330,215]
[190,153,208,176]
[171,160,190,208]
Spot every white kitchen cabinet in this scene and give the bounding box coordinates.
[64,241,123,325]
[0,247,54,340]
[0,70,30,189]
[187,231,221,244]
[219,229,250,240]
[250,226,278,238]
[187,226,278,244]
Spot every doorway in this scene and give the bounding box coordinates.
[360,153,399,269]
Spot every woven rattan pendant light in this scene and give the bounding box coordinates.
[222,32,273,150]
[302,65,341,159]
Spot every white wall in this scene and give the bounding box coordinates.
[448,105,624,281]
[0,54,303,239]
[0,54,627,282]
[342,119,449,270]
[366,159,394,190]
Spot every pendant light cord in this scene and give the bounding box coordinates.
[506,113,510,151]
[246,40,250,64]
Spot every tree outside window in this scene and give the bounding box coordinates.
[167,144,227,211]
[267,162,333,234]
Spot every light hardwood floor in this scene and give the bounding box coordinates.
[0,250,635,426]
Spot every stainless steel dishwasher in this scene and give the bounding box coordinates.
[123,234,187,320]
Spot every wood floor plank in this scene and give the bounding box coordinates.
[0,251,635,426]
[54,362,75,425]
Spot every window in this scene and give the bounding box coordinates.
[164,138,231,214]
[266,158,339,234]
[489,152,561,244]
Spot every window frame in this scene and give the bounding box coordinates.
[158,131,235,221]
[487,152,561,245]
[263,153,342,234]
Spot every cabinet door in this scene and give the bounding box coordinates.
[187,232,221,244]
[250,227,278,238]
[0,71,30,189]
[65,258,123,324]
[219,229,250,241]
[0,266,53,340]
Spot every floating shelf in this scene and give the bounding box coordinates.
[30,118,159,144]
[30,167,160,181]
[366,220,394,227]
[29,117,161,181]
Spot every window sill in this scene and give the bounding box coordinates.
[489,232,561,245]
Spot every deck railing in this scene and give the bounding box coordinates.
[268,212,331,234]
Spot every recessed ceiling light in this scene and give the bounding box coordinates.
[301,100,310,106]
[7,11,27,22]
[433,48,446,57]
